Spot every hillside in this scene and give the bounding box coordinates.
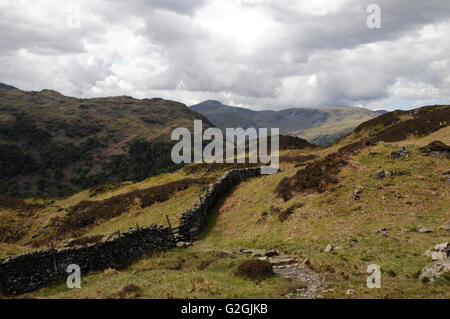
[190,100,379,146]
[0,86,212,197]
[0,104,448,299]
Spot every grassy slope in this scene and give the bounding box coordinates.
[2,109,448,298]
[0,88,211,197]
[21,127,449,299]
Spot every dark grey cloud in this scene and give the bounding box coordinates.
[0,0,449,110]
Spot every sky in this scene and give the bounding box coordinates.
[1,0,450,111]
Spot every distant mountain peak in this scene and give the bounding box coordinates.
[206,100,222,104]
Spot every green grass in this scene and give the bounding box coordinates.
[4,126,450,299]
[25,249,292,299]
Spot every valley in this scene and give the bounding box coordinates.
[0,100,448,299]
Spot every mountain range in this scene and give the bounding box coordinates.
[0,86,211,197]
[190,100,380,146]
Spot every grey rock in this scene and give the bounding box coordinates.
[252,251,264,257]
[372,170,395,179]
[372,170,386,179]
[419,258,450,282]
[391,147,409,159]
[434,242,449,252]
[416,225,432,233]
[346,289,355,295]
[374,228,390,237]
[264,249,278,257]
[349,240,359,248]
[270,258,296,266]
[176,241,192,248]
[431,251,448,261]
[258,256,268,261]
[325,244,334,252]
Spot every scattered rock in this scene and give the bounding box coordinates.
[434,242,449,252]
[176,241,193,248]
[239,249,253,255]
[425,242,449,261]
[374,228,389,237]
[420,141,450,159]
[419,258,450,282]
[349,239,359,248]
[416,225,432,233]
[270,258,297,266]
[353,186,364,200]
[346,289,355,295]
[372,170,395,179]
[252,251,264,257]
[431,251,448,261]
[334,246,344,250]
[258,256,268,261]
[438,223,450,232]
[264,249,278,257]
[391,147,409,159]
[325,244,334,252]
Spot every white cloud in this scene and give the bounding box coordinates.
[0,0,450,111]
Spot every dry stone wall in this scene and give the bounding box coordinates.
[178,168,261,241]
[0,167,262,296]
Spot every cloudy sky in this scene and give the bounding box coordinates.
[1,0,450,111]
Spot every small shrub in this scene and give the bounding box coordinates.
[107,284,142,299]
[235,260,273,281]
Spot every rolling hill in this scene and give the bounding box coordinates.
[0,103,449,299]
[190,100,380,146]
[0,86,212,197]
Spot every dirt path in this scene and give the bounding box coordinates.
[273,262,324,299]
[237,249,325,299]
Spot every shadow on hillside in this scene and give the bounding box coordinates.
[195,197,227,241]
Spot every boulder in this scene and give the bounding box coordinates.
[434,242,449,252]
[419,258,450,282]
[431,251,448,261]
[424,242,449,261]
[372,170,395,179]
[416,225,432,233]
[391,147,409,159]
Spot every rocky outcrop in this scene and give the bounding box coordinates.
[425,242,449,261]
[391,147,409,159]
[419,258,450,282]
